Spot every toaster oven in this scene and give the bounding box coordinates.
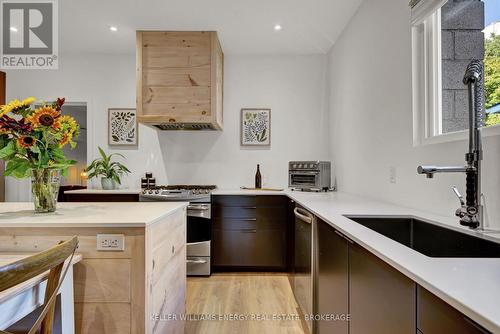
[289,161,331,192]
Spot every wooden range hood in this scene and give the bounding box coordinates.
[136,31,224,130]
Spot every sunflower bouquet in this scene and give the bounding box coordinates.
[0,97,80,212]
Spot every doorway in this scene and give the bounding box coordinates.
[61,103,87,186]
[33,102,88,186]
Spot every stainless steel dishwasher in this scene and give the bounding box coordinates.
[293,206,316,333]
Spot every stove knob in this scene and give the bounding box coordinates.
[309,164,314,168]
[205,189,210,194]
[155,189,160,194]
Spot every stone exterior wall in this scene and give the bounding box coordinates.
[441,0,484,133]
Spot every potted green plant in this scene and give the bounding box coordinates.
[87,147,131,190]
[0,97,79,213]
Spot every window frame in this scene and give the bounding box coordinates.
[411,0,500,146]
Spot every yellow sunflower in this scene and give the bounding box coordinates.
[59,115,79,134]
[17,135,36,148]
[1,99,22,116]
[0,97,36,116]
[26,106,61,130]
[22,97,36,106]
[59,132,71,148]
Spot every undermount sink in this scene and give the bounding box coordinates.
[345,216,500,258]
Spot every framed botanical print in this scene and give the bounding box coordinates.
[108,108,138,146]
[240,108,271,146]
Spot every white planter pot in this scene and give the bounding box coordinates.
[101,177,118,190]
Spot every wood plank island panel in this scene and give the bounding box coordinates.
[0,203,187,334]
[146,207,186,334]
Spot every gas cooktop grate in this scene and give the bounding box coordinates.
[145,185,217,191]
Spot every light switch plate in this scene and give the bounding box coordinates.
[389,166,397,184]
[96,234,125,251]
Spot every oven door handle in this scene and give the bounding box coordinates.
[187,259,208,264]
[187,204,210,210]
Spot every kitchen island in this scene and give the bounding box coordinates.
[0,202,188,334]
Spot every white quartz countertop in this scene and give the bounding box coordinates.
[213,189,286,195]
[0,202,187,227]
[214,189,500,333]
[64,189,143,195]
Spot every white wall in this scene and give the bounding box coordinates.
[327,0,500,229]
[156,55,330,188]
[4,53,330,200]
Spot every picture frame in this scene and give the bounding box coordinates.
[108,108,138,146]
[240,108,271,146]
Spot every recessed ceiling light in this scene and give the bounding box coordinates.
[109,26,118,32]
[274,24,282,31]
[10,26,18,32]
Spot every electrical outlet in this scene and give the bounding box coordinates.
[97,234,125,251]
[389,166,397,184]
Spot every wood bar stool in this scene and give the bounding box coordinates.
[0,237,78,334]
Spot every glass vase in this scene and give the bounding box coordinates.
[31,168,61,213]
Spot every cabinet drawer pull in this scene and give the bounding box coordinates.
[334,230,354,244]
[233,218,257,221]
[187,204,210,210]
[187,259,208,264]
[240,229,257,233]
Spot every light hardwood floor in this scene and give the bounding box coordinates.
[186,273,307,334]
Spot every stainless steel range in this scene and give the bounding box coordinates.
[140,185,216,276]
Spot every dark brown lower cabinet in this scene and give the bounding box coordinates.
[212,195,288,270]
[417,286,490,334]
[213,229,285,268]
[64,193,139,202]
[316,220,349,334]
[349,242,416,334]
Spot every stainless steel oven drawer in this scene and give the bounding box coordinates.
[187,256,210,276]
[187,241,210,257]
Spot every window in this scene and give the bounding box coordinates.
[411,0,500,145]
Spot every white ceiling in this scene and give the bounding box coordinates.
[59,0,363,55]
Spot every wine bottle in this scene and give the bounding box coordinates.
[255,164,262,189]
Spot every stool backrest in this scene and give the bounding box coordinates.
[0,236,78,334]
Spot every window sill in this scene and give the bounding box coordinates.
[415,124,500,147]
